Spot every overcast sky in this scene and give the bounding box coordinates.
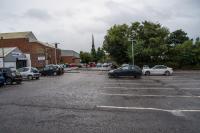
[0,0,199,52]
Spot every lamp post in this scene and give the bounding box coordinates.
[54,42,59,65]
[1,48,5,67]
[131,39,134,66]
[129,31,136,66]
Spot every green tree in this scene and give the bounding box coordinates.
[96,47,105,62]
[128,21,169,66]
[174,40,194,68]
[167,29,189,45]
[80,51,91,64]
[103,24,130,65]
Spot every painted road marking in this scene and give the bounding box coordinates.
[96,106,200,116]
[100,93,200,98]
[103,87,174,90]
[105,83,162,85]
[103,86,200,90]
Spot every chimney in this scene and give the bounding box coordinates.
[55,43,58,48]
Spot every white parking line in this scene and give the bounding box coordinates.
[96,106,200,116]
[100,93,200,98]
[105,83,162,85]
[103,87,200,90]
[103,87,174,90]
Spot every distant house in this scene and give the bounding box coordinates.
[61,50,80,64]
[0,31,61,68]
[0,47,27,68]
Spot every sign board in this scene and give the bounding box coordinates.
[0,58,3,68]
[5,62,16,68]
[38,56,45,61]
[12,52,22,56]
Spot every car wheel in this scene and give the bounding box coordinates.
[165,71,170,76]
[53,72,57,76]
[28,75,33,80]
[145,71,150,76]
[6,78,12,85]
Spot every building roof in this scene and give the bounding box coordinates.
[36,41,56,48]
[61,50,80,58]
[0,31,59,49]
[0,31,37,42]
[0,47,17,57]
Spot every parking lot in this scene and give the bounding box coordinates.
[0,70,200,133]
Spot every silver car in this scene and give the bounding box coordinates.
[142,65,173,76]
[18,67,40,80]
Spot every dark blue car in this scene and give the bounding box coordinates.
[0,72,5,86]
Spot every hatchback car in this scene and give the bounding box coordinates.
[142,65,173,76]
[0,67,22,85]
[0,72,5,86]
[40,65,62,76]
[18,67,40,80]
[108,65,142,78]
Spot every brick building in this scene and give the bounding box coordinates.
[0,31,61,68]
[61,50,80,64]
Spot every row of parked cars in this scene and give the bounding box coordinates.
[108,64,173,78]
[0,64,65,86]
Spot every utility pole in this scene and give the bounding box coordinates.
[1,48,5,67]
[129,31,136,66]
[131,39,134,66]
[54,43,59,65]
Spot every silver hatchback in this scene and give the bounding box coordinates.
[18,67,40,80]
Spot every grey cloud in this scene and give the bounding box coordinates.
[24,9,51,20]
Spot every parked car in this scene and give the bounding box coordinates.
[56,65,64,75]
[40,65,62,76]
[0,72,5,86]
[108,65,142,78]
[0,67,22,85]
[143,65,149,69]
[142,65,173,76]
[96,63,102,68]
[18,67,40,80]
[102,63,109,67]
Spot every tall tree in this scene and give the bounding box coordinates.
[103,24,130,64]
[96,47,105,62]
[167,29,189,45]
[80,51,91,64]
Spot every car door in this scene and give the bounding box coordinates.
[151,66,160,75]
[20,68,29,78]
[120,66,129,76]
[158,66,167,74]
[130,66,139,76]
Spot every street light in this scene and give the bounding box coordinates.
[128,31,136,66]
[1,48,5,67]
[54,42,59,65]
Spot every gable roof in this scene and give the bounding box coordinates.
[35,41,56,48]
[61,50,80,58]
[0,47,17,57]
[0,31,37,42]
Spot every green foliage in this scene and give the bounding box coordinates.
[96,47,105,62]
[80,51,91,64]
[103,24,130,64]
[103,20,200,69]
[167,29,189,45]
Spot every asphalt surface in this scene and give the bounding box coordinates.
[0,70,200,133]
